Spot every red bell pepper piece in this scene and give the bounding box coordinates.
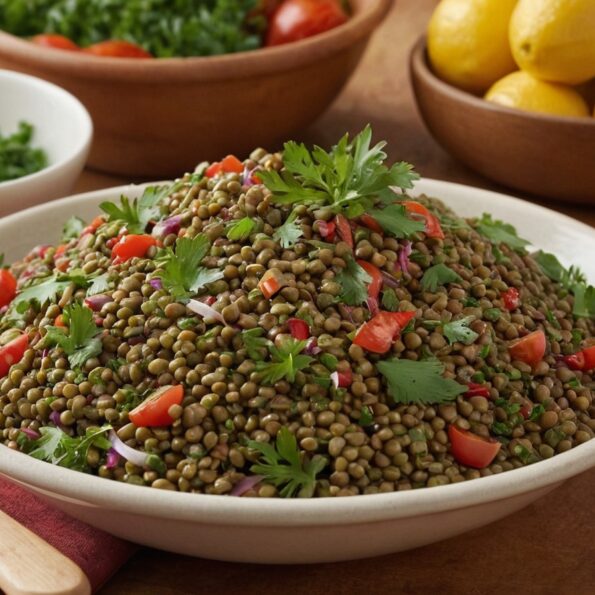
[359,214,383,234]
[258,269,286,299]
[353,310,415,354]
[317,220,336,242]
[112,234,157,264]
[501,287,520,311]
[401,201,445,239]
[357,260,383,300]
[448,425,501,469]
[464,383,490,398]
[206,155,244,178]
[288,318,310,340]
[335,214,353,248]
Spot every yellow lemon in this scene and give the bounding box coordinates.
[485,71,590,117]
[510,0,595,85]
[427,0,517,94]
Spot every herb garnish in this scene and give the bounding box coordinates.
[381,288,399,312]
[43,302,102,368]
[272,210,303,248]
[0,121,47,182]
[157,233,223,300]
[443,315,479,345]
[241,328,270,361]
[335,254,371,306]
[226,217,256,241]
[259,126,419,218]
[420,263,462,293]
[377,358,466,405]
[474,213,530,253]
[367,205,425,239]
[12,271,89,312]
[62,216,86,241]
[256,338,313,384]
[248,427,327,498]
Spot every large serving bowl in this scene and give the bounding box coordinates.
[0,69,92,216]
[0,178,593,563]
[0,0,391,178]
[409,37,595,205]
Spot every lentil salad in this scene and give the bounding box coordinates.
[0,128,593,498]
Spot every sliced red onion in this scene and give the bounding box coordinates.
[305,337,321,355]
[149,278,163,290]
[109,430,147,468]
[241,166,262,187]
[187,299,225,323]
[397,241,412,273]
[49,411,61,427]
[366,296,379,316]
[381,270,400,289]
[230,474,264,496]
[41,348,49,358]
[21,427,40,440]
[84,294,111,312]
[152,215,182,238]
[105,448,121,470]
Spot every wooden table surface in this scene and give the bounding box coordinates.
[70,0,594,592]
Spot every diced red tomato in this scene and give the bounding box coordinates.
[353,310,416,354]
[448,425,501,469]
[401,201,444,239]
[258,269,286,299]
[266,0,348,46]
[54,314,66,328]
[129,385,184,427]
[508,330,546,367]
[359,214,383,234]
[55,259,70,272]
[563,345,595,372]
[318,220,336,241]
[0,334,29,379]
[335,214,353,248]
[336,369,352,387]
[464,383,490,399]
[206,155,244,178]
[288,318,310,340]
[111,234,157,264]
[206,162,223,178]
[31,34,80,51]
[520,404,532,420]
[54,244,68,257]
[501,287,520,311]
[84,40,153,58]
[81,215,105,236]
[0,269,17,309]
[357,260,383,300]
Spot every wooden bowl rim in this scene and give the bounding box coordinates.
[409,36,595,130]
[0,0,392,83]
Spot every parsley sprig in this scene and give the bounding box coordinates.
[335,254,371,306]
[273,210,303,248]
[248,427,327,498]
[443,315,479,345]
[256,338,313,384]
[12,271,89,313]
[259,126,419,218]
[420,264,462,293]
[474,213,530,253]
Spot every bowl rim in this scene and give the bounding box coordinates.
[409,36,595,129]
[0,69,93,191]
[0,0,393,83]
[1,176,594,527]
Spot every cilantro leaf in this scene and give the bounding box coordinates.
[21,425,112,472]
[368,205,425,239]
[358,405,374,427]
[381,288,399,312]
[248,426,327,498]
[443,315,479,345]
[241,328,270,361]
[44,302,102,368]
[475,213,530,253]
[377,358,466,405]
[256,338,313,384]
[12,272,89,312]
[572,283,595,319]
[62,216,85,241]
[335,254,372,306]
[226,217,256,242]
[158,234,223,300]
[259,126,419,216]
[273,210,303,248]
[86,273,111,296]
[420,264,462,293]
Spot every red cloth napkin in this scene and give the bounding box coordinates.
[0,476,137,592]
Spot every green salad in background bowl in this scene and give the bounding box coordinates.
[0,121,47,183]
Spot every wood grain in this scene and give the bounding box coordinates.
[69,0,595,592]
[0,510,90,595]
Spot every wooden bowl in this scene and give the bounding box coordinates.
[409,37,595,204]
[0,0,391,177]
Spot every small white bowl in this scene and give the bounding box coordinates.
[0,69,92,216]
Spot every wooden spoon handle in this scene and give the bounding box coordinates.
[0,509,91,595]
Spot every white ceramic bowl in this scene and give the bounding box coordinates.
[0,178,593,563]
[0,69,92,216]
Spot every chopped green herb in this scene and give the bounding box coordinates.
[463,296,479,307]
[320,353,338,371]
[420,264,462,293]
[62,216,85,241]
[475,213,530,253]
[273,210,303,249]
[483,308,501,321]
[241,328,270,361]
[513,443,540,465]
[492,245,510,265]
[529,404,545,421]
[0,121,47,182]
[335,254,371,306]
[533,251,586,288]
[381,288,399,312]
[443,315,479,345]
[358,405,374,427]
[13,272,88,312]
[479,344,491,359]
[367,205,425,239]
[572,283,595,319]
[256,338,313,384]
[248,427,327,498]
[86,273,111,296]
[226,217,256,241]
[377,358,466,405]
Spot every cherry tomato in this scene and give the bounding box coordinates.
[501,287,520,311]
[111,234,157,264]
[401,201,445,240]
[563,345,595,371]
[266,0,348,46]
[287,318,310,340]
[448,425,501,469]
[84,40,153,58]
[0,334,29,379]
[0,269,17,309]
[129,385,184,427]
[54,244,68,257]
[357,260,383,300]
[31,34,80,51]
[353,311,416,354]
[335,214,353,248]
[54,314,67,328]
[508,330,546,367]
[359,214,383,234]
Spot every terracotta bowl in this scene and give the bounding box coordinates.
[0,0,392,178]
[409,37,595,205]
